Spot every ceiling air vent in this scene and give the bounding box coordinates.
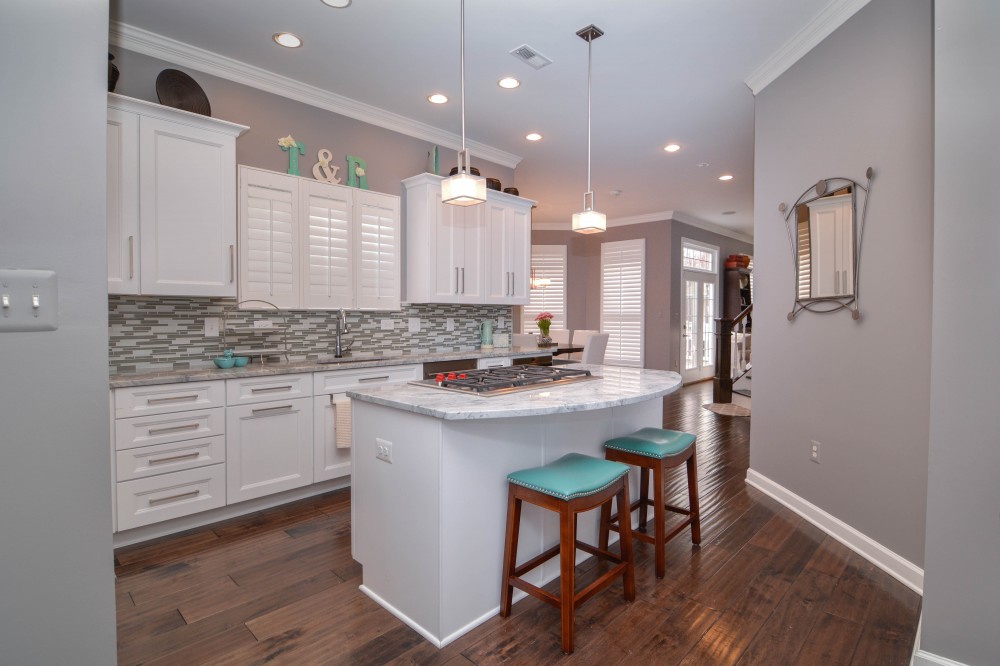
[509,44,552,70]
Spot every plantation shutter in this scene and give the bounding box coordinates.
[600,239,645,367]
[522,245,567,333]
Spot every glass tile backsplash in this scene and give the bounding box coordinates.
[109,296,514,373]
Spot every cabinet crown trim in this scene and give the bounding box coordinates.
[109,93,249,137]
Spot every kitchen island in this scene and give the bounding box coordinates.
[347,364,682,647]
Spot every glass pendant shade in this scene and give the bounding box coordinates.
[442,150,486,205]
[572,209,607,234]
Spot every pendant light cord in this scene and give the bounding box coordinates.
[586,31,592,198]
[460,0,467,155]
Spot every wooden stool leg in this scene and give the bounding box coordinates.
[653,462,667,578]
[598,495,611,553]
[559,504,577,654]
[638,466,650,532]
[499,488,521,617]
[687,449,702,545]
[617,481,636,601]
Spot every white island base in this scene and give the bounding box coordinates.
[351,396,663,647]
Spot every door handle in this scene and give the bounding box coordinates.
[455,267,459,295]
[128,235,135,280]
[230,245,235,283]
[462,267,465,294]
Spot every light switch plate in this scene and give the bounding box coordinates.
[498,317,505,328]
[446,318,455,332]
[204,317,220,337]
[381,319,394,331]
[0,269,58,332]
[408,317,420,333]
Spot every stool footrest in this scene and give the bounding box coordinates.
[513,544,561,578]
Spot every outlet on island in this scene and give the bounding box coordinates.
[376,438,393,463]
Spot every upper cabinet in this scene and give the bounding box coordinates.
[403,173,534,305]
[106,94,249,297]
[238,166,401,311]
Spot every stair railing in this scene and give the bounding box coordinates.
[713,303,752,403]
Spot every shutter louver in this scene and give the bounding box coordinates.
[244,178,297,309]
[303,182,352,309]
[601,239,645,367]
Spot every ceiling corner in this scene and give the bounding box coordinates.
[743,0,872,95]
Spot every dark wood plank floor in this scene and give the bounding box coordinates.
[115,381,921,665]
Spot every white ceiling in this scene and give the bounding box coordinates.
[110,0,864,239]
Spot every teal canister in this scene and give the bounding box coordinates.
[480,320,493,348]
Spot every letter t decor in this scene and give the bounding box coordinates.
[347,155,369,189]
[278,135,306,176]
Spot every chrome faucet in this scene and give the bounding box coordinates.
[334,309,350,358]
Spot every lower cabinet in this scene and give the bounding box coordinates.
[314,394,352,482]
[226,396,313,504]
[117,464,227,531]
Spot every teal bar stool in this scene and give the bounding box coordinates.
[500,452,636,655]
[602,427,701,579]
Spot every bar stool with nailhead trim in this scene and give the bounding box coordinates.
[601,427,701,578]
[499,452,636,654]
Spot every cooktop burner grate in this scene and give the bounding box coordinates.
[409,365,598,396]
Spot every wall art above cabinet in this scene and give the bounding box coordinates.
[403,173,533,306]
[106,93,249,297]
[238,166,401,311]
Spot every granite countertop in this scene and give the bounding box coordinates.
[346,364,683,420]
[109,346,553,388]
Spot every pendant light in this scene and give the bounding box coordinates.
[442,0,487,206]
[572,24,606,234]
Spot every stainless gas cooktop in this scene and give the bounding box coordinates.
[410,365,598,397]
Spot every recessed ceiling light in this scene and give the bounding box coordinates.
[320,0,352,6]
[525,132,542,141]
[664,144,681,153]
[719,174,734,181]
[427,93,448,104]
[498,77,521,89]
[273,32,303,48]
[697,162,710,168]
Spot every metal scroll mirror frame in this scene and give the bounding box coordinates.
[779,167,874,321]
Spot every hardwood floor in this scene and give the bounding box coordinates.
[115,381,921,664]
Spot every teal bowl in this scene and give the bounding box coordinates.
[213,357,236,369]
[233,356,249,367]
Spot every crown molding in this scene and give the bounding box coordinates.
[744,0,871,95]
[532,209,753,245]
[109,21,522,169]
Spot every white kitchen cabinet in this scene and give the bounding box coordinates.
[403,173,534,304]
[238,166,401,310]
[485,198,531,304]
[107,94,248,297]
[117,464,226,531]
[807,193,854,298]
[226,396,314,504]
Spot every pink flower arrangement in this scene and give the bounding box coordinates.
[534,312,553,336]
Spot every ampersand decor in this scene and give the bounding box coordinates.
[346,155,369,189]
[278,135,305,176]
[312,149,342,184]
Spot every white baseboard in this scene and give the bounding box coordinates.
[745,469,923,594]
[913,650,970,666]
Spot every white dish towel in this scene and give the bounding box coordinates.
[334,396,352,449]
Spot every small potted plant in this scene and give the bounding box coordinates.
[535,311,554,347]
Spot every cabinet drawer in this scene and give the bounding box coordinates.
[476,357,513,369]
[116,435,225,482]
[313,364,422,394]
[114,381,225,418]
[226,373,312,405]
[116,463,226,531]
[116,407,225,451]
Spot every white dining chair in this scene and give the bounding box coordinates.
[581,333,610,364]
[512,333,537,347]
[568,329,598,361]
[549,329,572,346]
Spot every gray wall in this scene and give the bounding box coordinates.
[0,0,117,663]
[533,221,751,372]
[110,48,515,197]
[750,0,933,567]
[919,3,1000,663]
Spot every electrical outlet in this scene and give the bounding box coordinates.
[408,317,421,333]
[446,318,455,331]
[497,316,505,328]
[204,317,220,337]
[810,440,821,463]
[381,319,394,331]
[375,438,393,463]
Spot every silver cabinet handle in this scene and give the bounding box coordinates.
[146,394,199,405]
[251,385,294,393]
[148,452,200,466]
[358,375,390,383]
[455,267,459,295]
[251,404,294,415]
[148,423,199,436]
[128,235,135,279]
[149,490,200,506]
[461,267,465,294]
[230,245,235,283]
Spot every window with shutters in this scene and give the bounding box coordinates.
[522,245,567,333]
[243,175,298,309]
[302,182,352,309]
[355,191,400,310]
[601,239,645,367]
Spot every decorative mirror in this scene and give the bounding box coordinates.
[779,167,873,320]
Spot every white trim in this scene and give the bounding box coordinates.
[746,468,924,594]
[912,650,970,666]
[533,210,754,245]
[744,0,872,95]
[109,21,522,169]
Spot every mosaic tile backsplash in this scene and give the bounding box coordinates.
[109,296,515,373]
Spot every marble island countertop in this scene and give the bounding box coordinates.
[346,364,682,420]
[109,346,552,388]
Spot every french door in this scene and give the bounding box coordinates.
[680,240,719,383]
